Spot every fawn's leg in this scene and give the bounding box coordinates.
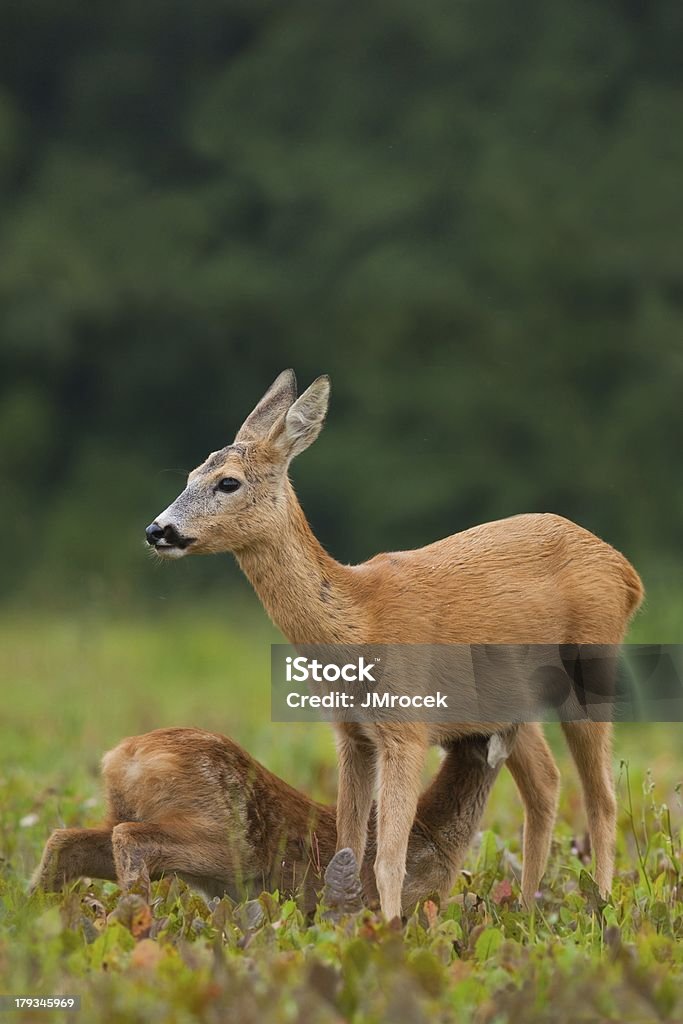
[335,725,377,866]
[30,828,116,892]
[111,820,228,891]
[506,723,561,905]
[374,731,426,920]
[561,720,616,895]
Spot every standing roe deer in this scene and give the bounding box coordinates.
[145,370,644,920]
[31,727,514,914]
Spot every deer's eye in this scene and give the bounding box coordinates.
[216,477,242,494]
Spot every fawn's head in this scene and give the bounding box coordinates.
[145,369,329,557]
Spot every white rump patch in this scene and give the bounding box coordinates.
[487,733,510,769]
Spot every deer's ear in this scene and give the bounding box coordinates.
[272,375,330,460]
[235,369,298,442]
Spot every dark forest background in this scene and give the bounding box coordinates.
[1,0,681,607]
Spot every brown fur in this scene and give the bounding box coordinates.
[31,727,509,914]
[147,370,645,918]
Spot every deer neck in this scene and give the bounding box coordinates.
[235,481,364,644]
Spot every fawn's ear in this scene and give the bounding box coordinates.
[270,375,330,461]
[235,369,298,442]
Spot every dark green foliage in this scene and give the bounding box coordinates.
[1,1,681,602]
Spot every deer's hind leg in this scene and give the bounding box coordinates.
[561,720,616,896]
[30,827,116,892]
[506,723,561,906]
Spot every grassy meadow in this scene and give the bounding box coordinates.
[1,589,682,1023]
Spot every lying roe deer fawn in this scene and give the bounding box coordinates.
[145,370,644,919]
[32,727,513,913]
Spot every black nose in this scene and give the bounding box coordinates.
[145,522,165,546]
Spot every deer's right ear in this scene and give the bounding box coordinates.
[235,369,298,442]
[274,375,330,461]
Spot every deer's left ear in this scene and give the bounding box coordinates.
[270,375,330,460]
[235,369,298,443]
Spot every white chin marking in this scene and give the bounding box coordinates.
[155,545,188,560]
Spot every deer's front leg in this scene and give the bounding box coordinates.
[30,828,116,893]
[335,725,377,866]
[111,820,230,894]
[374,729,427,920]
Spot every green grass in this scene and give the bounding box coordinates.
[1,601,682,1023]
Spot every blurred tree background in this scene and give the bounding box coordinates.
[0,0,681,608]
